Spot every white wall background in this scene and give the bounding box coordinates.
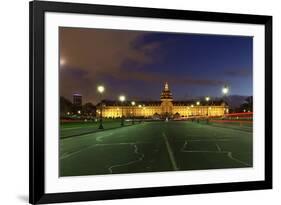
[0,0,279,204]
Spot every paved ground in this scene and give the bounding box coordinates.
[59,120,253,177]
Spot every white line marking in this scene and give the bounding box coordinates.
[180,149,250,166]
[108,144,144,174]
[61,126,84,130]
[181,150,228,153]
[227,152,251,166]
[188,139,231,142]
[62,125,98,130]
[215,143,222,152]
[60,144,97,160]
[61,142,142,160]
[180,139,250,166]
[96,132,113,142]
[180,140,188,152]
[162,132,179,171]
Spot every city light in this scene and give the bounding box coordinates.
[119,95,126,126]
[196,101,200,106]
[97,85,105,129]
[205,96,210,102]
[131,101,135,106]
[138,105,142,108]
[77,110,81,114]
[191,104,194,108]
[97,85,105,93]
[119,95,126,102]
[222,86,229,95]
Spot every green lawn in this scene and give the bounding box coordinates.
[59,120,253,176]
[60,119,135,138]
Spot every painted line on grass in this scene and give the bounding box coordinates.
[227,152,251,166]
[215,143,222,152]
[96,132,113,142]
[108,144,144,174]
[61,126,84,130]
[180,140,250,166]
[180,140,188,152]
[60,142,149,160]
[162,132,179,171]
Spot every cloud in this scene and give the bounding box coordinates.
[109,69,225,86]
[224,69,252,77]
[59,27,162,102]
[59,27,226,103]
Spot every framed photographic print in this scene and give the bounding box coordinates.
[29,0,272,204]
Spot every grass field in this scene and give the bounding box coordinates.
[59,120,253,177]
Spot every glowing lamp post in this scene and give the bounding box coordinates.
[222,86,229,95]
[131,101,135,124]
[205,97,210,117]
[97,85,105,129]
[119,95,126,126]
[222,85,229,115]
[138,104,142,123]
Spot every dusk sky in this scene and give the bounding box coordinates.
[59,27,253,104]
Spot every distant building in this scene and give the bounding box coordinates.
[73,94,82,114]
[73,94,82,106]
[97,82,228,118]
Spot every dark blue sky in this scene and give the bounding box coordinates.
[60,28,253,104]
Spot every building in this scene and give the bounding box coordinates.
[98,82,228,118]
[73,94,82,106]
[73,94,82,113]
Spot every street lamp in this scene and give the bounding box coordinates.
[222,85,229,116]
[205,97,210,117]
[97,85,105,93]
[222,86,229,95]
[119,95,126,126]
[97,85,105,129]
[131,101,135,124]
[196,101,200,106]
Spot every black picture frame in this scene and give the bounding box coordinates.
[29,1,272,204]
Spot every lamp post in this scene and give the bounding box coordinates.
[138,104,142,123]
[222,85,229,115]
[97,85,105,129]
[119,95,126,126]
[131,101,135,124]
[205,96,210,117]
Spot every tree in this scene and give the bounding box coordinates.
[173,112,180,119]
[239,96,253,112]
[60,96,72,116]
[82,102,96,116]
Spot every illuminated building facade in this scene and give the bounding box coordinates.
[98,82,228,118]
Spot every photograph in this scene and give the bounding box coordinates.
[59,27,253,177]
